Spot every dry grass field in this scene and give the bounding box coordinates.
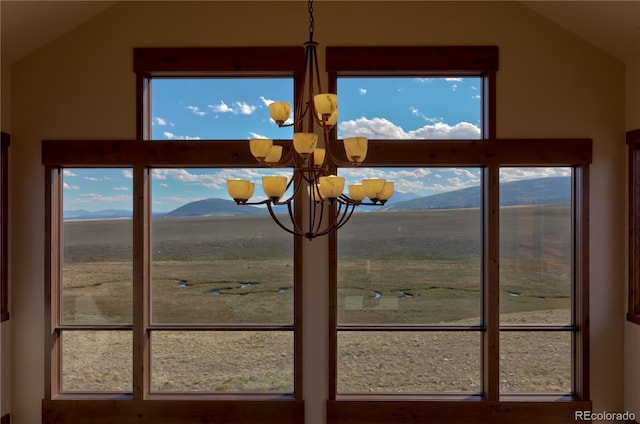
[61,206,572,394]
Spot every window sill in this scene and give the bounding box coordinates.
[327,398,592,424]
[43,398,304,424]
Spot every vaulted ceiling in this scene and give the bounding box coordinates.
[1,1,639,68]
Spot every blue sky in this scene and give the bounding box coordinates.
[63,77,569,212]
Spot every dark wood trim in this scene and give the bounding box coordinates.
[45,167,64,399]
[326,46,499,74]
[0,132,9,322]
[43,399,304,424]
[132,166,150,400]
[134,47,304,75]
[361,139,592,166]
[42,139,592,168]
[628,129,640,324]
[483,165,500,401]
[293,199,304,401]
[627,128,640,144]
[574,166,590,398]
[327,400,591,424]
[0,413,9,424]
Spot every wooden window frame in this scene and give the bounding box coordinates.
[42,47,305,424]
[627,128,640,325]
[1,132,8,322]
[325,46,592,423]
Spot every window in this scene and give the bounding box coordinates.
[499,167,574,393]
[326,46,592,422]
[43,45,593,424]
[43,47,304,423]
[628,128,640,325]
[60,168,133,392]
[1,132,8,322]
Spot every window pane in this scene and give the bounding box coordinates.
[500,331,571,393]
[151,331,293,392]
[338,331,480,393]
[62,330,132,392]
[151,168,293,324]
[337,77,482,140]
[151,78,293,140]
[62,169,133,324]
[499,168,572,325]
[337,168,482,325]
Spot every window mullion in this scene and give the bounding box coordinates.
[132,165,151,399]
[483,164,500,400]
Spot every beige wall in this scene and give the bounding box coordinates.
[626,54,640,418]
[7,2,627,423]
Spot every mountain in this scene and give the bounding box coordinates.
[355,191,420,211]
[63,209,132,220]
[63,178,569,220]
[162,198,264,217]
[383,176,570,211]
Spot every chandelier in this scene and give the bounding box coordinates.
[226,0,393,240]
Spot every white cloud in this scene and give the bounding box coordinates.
[339,117,410,139]
[260,96,275,106]
[151,168,292,191]
[359,88,367,95]
[209,100,257,115]
[409,107,440,123]
[445,78,463,82]
[235,101,256,115]
[154,117,168,126]
[123,170,133,179]
[84,176,99,181]
[209,101,233,113]
[500,167,571,183]
[163,132,201,140]
[75,193,132,204]
[187,105,206,116]
[63,182,80,190]
[339,117,481,140]
[63,170,77,177]
[113,187,129,191]
[249,132,269,139]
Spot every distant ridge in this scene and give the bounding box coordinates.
[63,177,571,220]
[383,176,570,211]
[64,209,132,220]
[162,198,264,217]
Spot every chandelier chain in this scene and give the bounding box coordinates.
[308,0,315,42]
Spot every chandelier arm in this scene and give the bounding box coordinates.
[311,198,326,236]
[286,198,308,236]
[264,201,304,238]
[275,170,305,205]
[312,201,357,238]
[332,203,358,233]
